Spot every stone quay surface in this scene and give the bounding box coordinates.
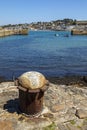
[0,80,87,130]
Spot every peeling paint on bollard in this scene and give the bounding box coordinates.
[17,71,49,116]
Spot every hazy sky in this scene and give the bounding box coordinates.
[0,0,87,25]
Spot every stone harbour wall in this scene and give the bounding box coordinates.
[71,29,87,35]
[0,29,28,37]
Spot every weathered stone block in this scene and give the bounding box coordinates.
[75,109,87,119]
[51,104,65,112]
[0,121,14,130]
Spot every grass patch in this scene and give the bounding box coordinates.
[43,122,56,130]
[77,125,81,129]
[70,120,76,125]
[82,118,87,125]
[85,118,87,121]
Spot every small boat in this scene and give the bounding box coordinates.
[55,34,59,37]
[64,34,69,37]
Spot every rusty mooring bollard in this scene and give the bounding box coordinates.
[17,71,49,115]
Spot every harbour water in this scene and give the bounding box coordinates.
[0,30,87,80]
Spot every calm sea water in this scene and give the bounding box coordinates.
[0,30,87,80]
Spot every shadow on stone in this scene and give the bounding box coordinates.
[4,98,20,114]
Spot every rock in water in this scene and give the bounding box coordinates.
[18,71,46,89]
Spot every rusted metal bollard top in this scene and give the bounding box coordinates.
[17,71,49,115]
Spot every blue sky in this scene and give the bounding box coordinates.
[0,0,87,25]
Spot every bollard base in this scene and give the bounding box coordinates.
[18,86,46,116]
[19,106,43,118]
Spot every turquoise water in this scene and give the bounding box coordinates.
[0,30,87,80]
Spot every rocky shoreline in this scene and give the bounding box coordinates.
[1,75,87,85]
[0,76,87,130]
[47,75,87,86]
